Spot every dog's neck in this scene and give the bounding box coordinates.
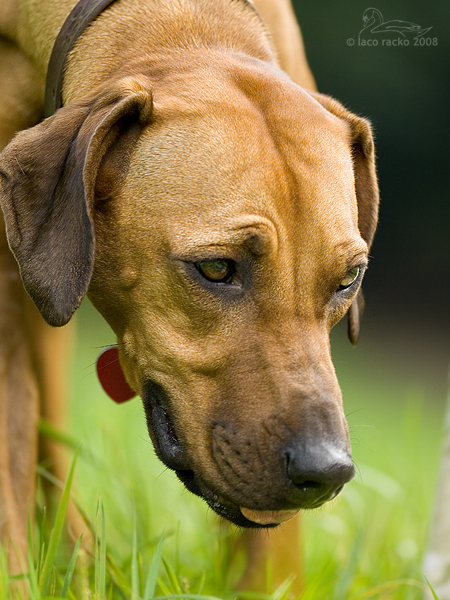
[45,0,270,117]
[45,0,118,116]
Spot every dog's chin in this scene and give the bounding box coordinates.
[174,469,279,529]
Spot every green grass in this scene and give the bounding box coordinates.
[1,300,446,599]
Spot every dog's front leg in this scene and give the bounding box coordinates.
[236,514,303,596]
[0,37,45,577]
[27,306,84,544]
[0,234,39,575]
[29,308,74,492]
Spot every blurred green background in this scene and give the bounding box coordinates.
[292,0,449,371]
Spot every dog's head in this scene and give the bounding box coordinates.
[0,59,378,527]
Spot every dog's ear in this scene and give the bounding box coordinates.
[309,92,379,345]
[0,77,153,327]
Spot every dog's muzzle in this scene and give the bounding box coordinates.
[142,382,354,528]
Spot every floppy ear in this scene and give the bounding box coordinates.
[346,114,378,345]
[310,92,379,345]
[0,77,153,327]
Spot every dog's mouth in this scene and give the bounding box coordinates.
[141,382,349,528]
[175,469,299,528]
[142,382,294,528]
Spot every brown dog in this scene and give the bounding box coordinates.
[0,0,378,593]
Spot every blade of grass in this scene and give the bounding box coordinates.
[161,557,181,593]
[94,497,100,597]
[151,595,228,600]
[334,541,364,600]
[36,465,65,492]
[273,576,296,600]
[38,505,47,576]
[39,448,79,595]
[131,522,139,600]
[425,577,440,600]
[61,535,83,598]
[0,545,9,600]
[105,554,133,596]
[194,571,206,595]
[27,544,40,599]
[350,579,426,599]
[100,501,106,599]
[234,593,272,600]
[38,418,81,453]
[39,541,46,587]
[27,507,34,562]
[94,497,107,599]
[156,579,172,596]
[144,531,165,600]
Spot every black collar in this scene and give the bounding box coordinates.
[44,0,119,117]
[44,0,260,118]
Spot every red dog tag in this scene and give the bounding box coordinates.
[96,346,136,403]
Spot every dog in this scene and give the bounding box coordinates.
[0,0,379,593]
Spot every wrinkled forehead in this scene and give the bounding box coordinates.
[123,85,360,250]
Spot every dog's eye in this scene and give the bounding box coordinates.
[338,266,360,291]
[196,259,234,283]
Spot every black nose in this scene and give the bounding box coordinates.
[285,441,355,508]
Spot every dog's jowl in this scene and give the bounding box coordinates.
[0,0,378,592]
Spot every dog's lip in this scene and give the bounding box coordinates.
[175,465,346,527]
[175,469,279,529]
[175,465,343,527]
[142,382,192,471]
[151,404,191,471]
[239,507,300,525]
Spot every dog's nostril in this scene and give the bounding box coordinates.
[297,480,322,492]
[285,444,354,507]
